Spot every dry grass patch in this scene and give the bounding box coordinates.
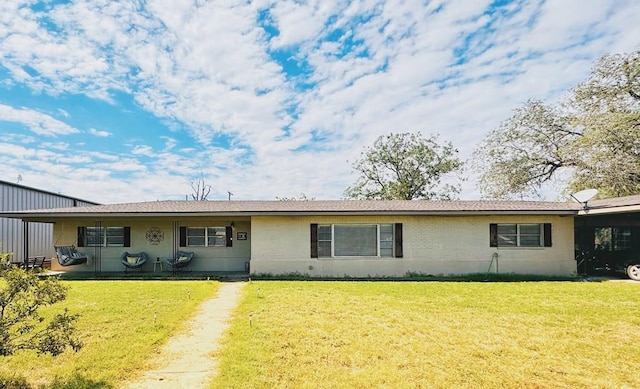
[0,280,220,388]
[212,281,640,388]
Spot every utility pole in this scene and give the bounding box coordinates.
[228,191,233,201]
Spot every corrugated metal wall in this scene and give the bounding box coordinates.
[0,181,97,263]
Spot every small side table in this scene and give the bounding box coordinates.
[153,258,163,272]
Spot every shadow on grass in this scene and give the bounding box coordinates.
[249,271,618,282]
[46,271,248,282]
[47,374,113,389]
[0,373,112,389]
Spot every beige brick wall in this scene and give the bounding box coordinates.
[250,214,576,277]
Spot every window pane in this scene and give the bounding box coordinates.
[497,224,517,234]
[379,224,393,257]
[188,236,205,246]
[188,228,205,236]
[518,224,541,247]
[105,227,124,247]
[594,227,612,251]
[207,227,227,247]
[187,228,206,246]
[318,225,332,257]
[497,224,517,247]
[519,224,540,235]
[334,225,377,256]
[318,225,332,240]
[86,227,102,247]
[613,228,631,250]
[519,235,541,247]
[318,241,332,257]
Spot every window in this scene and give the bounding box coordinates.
[180,226,232,247]
[78,226,129,247]
[318,225,332,257]
[594,227,631,251]
[490,223,551,248]
[311,224,402,258]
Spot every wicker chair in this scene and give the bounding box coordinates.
[120,252,148,272]
[164,251,194,272]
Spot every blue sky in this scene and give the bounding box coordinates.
[1,0,639,203]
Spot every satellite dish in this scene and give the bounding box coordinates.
[570,189,598,209]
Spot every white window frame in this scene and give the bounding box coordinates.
[85,226,125,247]
[318,224,394,258]
[185,226,227,247]
[497,223,543,247]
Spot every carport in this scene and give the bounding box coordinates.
[574,195,640,280]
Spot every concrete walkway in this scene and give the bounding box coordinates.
[126,282,245,389]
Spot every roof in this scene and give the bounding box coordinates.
[0,199,580,220]
[578,194,640,215]
[0,179,99,205]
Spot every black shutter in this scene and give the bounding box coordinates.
[226,226,233,247]
[490,224,498,247]
[123,227,131,247]
[179,226,187,247]
[543,223,552,247]
[310,224,318,258]
[395,223,403,258]
[77,226,86,247]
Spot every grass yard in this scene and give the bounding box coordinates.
[0,280,220,388]
[212,281,640,389]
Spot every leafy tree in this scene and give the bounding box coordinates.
[473,50,640,199]
[345,132,462,200]
[0,265,82,356]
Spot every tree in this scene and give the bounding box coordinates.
[189,172,213,201]
[345,133,462,200]
[473,50,640,199]
[275,193,315,201]
[0,265,82,356]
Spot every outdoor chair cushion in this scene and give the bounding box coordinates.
[120,252,148,269]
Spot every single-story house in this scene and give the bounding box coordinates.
[0,199,583,278]
[2,196,639,278]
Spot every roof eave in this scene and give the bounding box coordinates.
[7,209,578,221]
[578,204,640,216]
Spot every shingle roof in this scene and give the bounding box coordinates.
[0,199,580,219]
[587,194,640,209]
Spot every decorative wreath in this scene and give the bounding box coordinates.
[145,227,164,245]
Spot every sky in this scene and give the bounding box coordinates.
[1,0,639,204]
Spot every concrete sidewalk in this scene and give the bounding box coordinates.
[126,281,245,389]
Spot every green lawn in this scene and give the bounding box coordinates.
[212,281,640,389]
[0,280,220,388]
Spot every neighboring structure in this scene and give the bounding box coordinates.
[0,179,98,264]
[574,195,640,280]
[0,200,580,277]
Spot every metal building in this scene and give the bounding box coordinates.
[0,179,98,264]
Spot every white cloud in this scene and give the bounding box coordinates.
[0,104,79,136]
[0,0,639,203]
[88,128,111,137]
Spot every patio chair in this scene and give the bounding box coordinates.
[120,251,148,272]
[55,246,88,266]
[164,251,194,273]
